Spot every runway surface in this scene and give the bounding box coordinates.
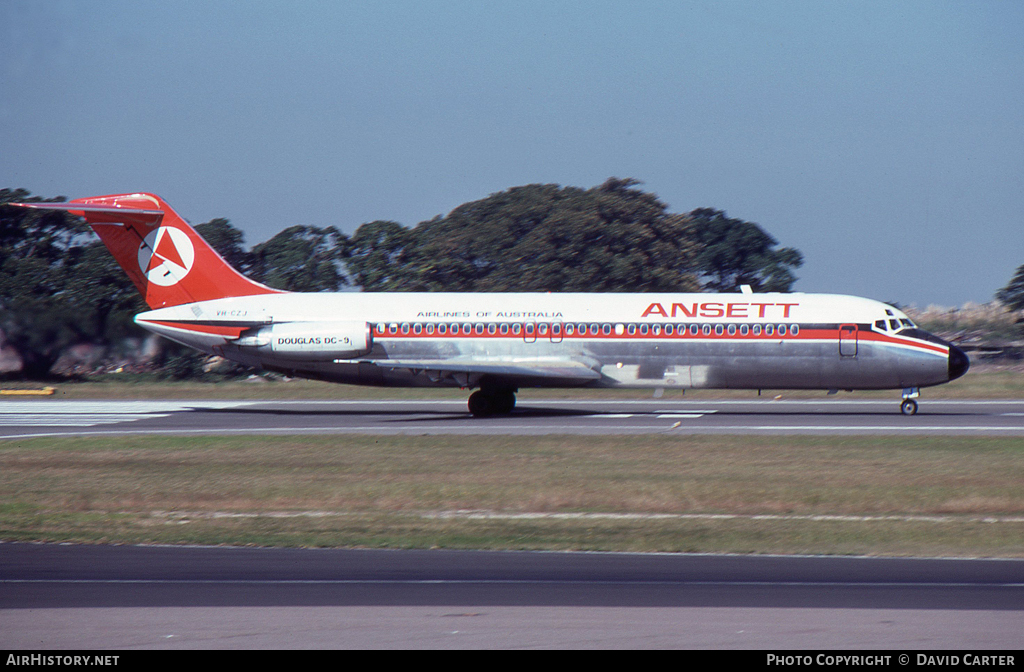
[4,399,1023,647]
[4,398,1024,438]
[2,543,1023,649]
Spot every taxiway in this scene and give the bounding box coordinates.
[3,398,1024,438]
[2,543,1022,649]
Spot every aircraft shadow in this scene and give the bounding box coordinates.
[189,406,596,421]
[188,406,979,422]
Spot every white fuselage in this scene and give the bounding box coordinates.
[135,290,967,393]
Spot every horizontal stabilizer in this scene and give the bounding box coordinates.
[10,202,164,226]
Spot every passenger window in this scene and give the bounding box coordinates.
[740,324,749,336]
[715,325,724,336]
[702,324,712,336]
[499,323,509,335]
[512,324,522,335]
[539,323,549,336]
[438,324,447,335]
[652,325,661,336]
[665,324,674,336]
[778,325,787,336]
[413,324,422,335]
[752,324,761,336]
[627,324,636,336]
[487,323,497,335]
[401,323,411,334]
[791,324,799,336]
[426,323,434,335]
[689,325,699,336]
[727,324,737,336]
[525,323,535,335]
[640,324,649,336]
[565,324,574,336]
[765,324,774,336]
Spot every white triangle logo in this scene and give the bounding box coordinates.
[137,227,195,287]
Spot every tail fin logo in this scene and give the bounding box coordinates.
[137,227,195,287]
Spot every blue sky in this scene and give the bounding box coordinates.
[3,0,1022,306]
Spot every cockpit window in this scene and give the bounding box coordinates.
[875,320,887,331]
[889,319,900,331]
[900,318,914,328]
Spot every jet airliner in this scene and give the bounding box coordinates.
[13,194,970,416]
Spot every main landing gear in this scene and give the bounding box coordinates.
[468,389,517,417]
[900,387,920,416]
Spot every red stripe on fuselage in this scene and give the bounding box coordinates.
[856,330,948,356]
[144,320,246,338]
[367,323,948,357]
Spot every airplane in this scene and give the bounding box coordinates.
[13,193,970,416]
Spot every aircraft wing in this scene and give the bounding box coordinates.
[369,357,601,384]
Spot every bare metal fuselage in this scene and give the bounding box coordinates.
[136,291,967,395]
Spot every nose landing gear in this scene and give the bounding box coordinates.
[900,387,920,416]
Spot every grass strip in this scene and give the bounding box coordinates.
[1,434,1022,556]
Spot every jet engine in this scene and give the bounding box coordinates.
[234,321,373,360]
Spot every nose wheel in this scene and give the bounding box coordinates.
[900,388,920,415]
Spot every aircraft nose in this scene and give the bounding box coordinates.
[948,344,970,381]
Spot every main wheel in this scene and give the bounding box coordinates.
[468,390,516,417]
[900,398,918,416]
[493,390,516,415]
[468,391,493,417]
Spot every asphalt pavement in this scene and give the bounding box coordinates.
[4,398,1024,437]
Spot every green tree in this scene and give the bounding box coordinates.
[684,208,803,292]
[0,189,144,377]
[996,265,1024,312]
[60,241,146,345]
[345,220,419,291]
[346,178,701,292]
[248,225,349,292]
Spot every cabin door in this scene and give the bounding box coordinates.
[839,324,858,357]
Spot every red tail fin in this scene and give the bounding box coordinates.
[13,193,282,309]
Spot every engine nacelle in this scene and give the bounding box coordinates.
[235,321,373,361]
